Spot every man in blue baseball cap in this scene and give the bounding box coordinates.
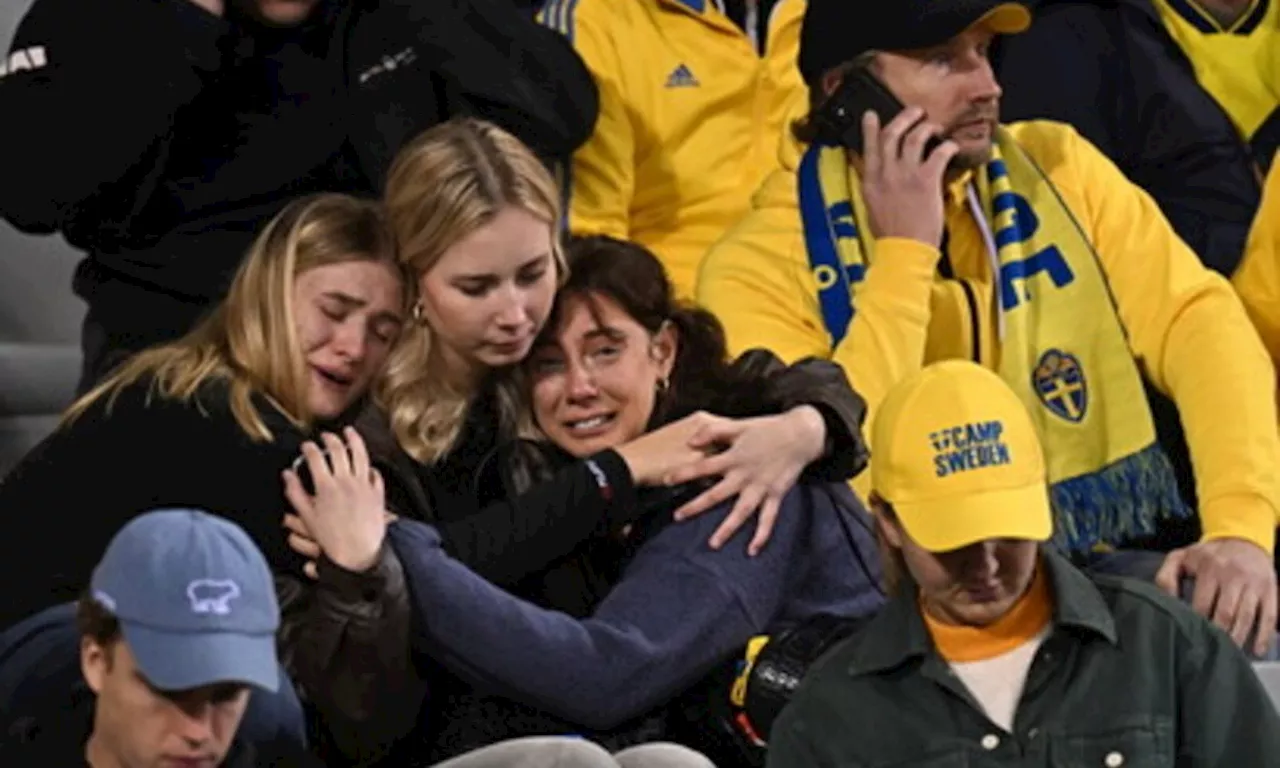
[1,509,294,767]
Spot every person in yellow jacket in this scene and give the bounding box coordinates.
[698,0,1280,653]
[538,0,808,299]
[1236,155,1280,367]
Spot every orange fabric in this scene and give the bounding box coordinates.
[923,565,1052,663]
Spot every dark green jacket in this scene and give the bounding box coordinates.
[768,551,1280,767]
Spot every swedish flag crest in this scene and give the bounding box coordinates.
[1033,349,1087,423]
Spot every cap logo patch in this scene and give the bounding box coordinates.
[930,420,1011,478]
[92,589,117,612]
[186,579,241,616]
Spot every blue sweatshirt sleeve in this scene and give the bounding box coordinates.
[385,486,811,730]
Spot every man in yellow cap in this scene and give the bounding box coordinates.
[699,0,1280,653]
[766,360,1280,767]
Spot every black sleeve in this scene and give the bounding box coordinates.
[435,449,639,587]
[398,0,598,161]
[0,0,225,234]
[717,349,869,483]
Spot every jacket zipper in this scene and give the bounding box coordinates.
[958,280,983,364]
[939,239,984,364]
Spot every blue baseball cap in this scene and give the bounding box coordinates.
[90,509,281,693]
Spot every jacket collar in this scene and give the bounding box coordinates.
[847,549,1117,676]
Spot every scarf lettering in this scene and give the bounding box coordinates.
[993,191,1076,310]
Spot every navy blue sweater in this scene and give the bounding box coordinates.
[387,481,884,744]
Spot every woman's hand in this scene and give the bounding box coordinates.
[284,508,399,580]
[282,513,322,580]
[612,414,722,487]
[281,426,388,574]
[663,406,827,555]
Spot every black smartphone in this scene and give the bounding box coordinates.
[810,65,943,158]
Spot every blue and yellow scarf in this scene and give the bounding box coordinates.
[799,129,1189,554]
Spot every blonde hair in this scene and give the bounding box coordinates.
[62,194,405,441]
[380,118,566,464]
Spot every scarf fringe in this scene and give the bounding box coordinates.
[1049,442,1191,554]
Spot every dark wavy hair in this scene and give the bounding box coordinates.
[533,235,742,428]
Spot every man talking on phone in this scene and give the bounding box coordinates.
[698,0,1280,656]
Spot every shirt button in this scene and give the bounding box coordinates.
[1105,751,1125,767]
[981,734,1000,750]
[1027,727,1039,739]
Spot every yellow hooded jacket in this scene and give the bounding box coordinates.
[539,0,808,299]
[1235,155,1280,368]
[699,120,1280,552]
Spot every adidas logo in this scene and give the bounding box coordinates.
[664,63,700,88]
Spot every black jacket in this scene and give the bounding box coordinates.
[0,0,597,348]
[995,0,1264,279]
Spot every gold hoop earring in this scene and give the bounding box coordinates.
[411,302,425,324]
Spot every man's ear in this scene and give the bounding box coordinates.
[651,320,679,380]
[869,493,904,548]
[820,68,846,100]
[81,636,110,694]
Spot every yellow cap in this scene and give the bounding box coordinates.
[871,360,1052,552]
[974,3,1033,36]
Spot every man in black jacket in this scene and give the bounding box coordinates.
[0,0,598,392]
[994,0,1265,280]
